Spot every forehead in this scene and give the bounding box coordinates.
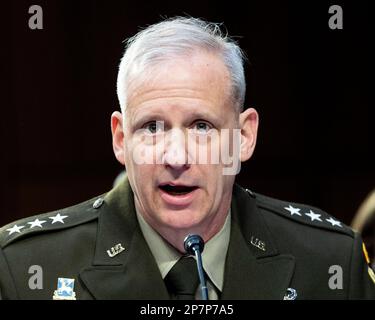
[125,51,232,118]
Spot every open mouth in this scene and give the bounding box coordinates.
[159,184,198,196]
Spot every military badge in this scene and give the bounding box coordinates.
[250,236,266,251]
[53,278,77,300]
[107,243,125,258]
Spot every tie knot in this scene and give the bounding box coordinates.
[165,256,199,300]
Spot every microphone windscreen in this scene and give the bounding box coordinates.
[183,234,204,255]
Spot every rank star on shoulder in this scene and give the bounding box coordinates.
[326,217,342,227]
[284,205,302,216]
[49,213,68,224]
[305,210,322,222]
[6,224,25,235]
[28,219,47,228]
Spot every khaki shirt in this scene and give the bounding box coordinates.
[136,209,231,300]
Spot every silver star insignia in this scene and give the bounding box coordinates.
[6,224,25,235]
[326,217,342,227]
[284,205,302,216]
[49,213,68,224]
[27,219,47,228]
[305,210,322,222]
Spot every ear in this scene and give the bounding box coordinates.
[111,111,126,166]
[239,107,259,162]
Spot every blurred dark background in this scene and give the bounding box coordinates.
[1,0,374,227]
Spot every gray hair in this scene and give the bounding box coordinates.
[116,17,247,114]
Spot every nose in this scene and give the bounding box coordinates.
[162,128,190,171]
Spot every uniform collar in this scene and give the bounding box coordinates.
[79,178,170,299]
[221,184,295,299]
[79,177,295,299]
[136,207,231,291]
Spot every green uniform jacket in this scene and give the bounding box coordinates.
[0,178,374,300]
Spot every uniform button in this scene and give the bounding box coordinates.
[93,198,104,209]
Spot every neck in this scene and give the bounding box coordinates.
[138,202,231,253]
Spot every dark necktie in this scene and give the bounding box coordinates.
[164,256,199,300]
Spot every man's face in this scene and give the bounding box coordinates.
[112,51,256,246]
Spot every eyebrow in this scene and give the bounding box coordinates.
[130,107,223,128]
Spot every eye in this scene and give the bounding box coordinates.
[143,121,163,134]
[192,121,212,133]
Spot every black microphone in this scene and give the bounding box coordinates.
[183,234,209,300]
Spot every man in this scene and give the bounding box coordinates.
[0,17,374,300]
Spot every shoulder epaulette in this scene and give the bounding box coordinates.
[252,191,354,238]
[0,195,106,248]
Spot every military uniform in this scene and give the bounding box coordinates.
[0,178,374,299]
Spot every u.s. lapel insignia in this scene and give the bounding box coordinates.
[53,278,76,300]
[250,236,266,251]
[107,243,125,258]
[283,288,297,300]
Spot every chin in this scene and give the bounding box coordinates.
[161,210,204,231]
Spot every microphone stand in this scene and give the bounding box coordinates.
[193,246,209,300]
[184,234,209,300]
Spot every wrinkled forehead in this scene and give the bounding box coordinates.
[124,52,233,117]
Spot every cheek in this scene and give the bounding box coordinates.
[123,139,132,168]
[124,142,154,187]
[128,166,157,205]
[201,167,223,196]
[207,171,234,200]
[130,165,154,183]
